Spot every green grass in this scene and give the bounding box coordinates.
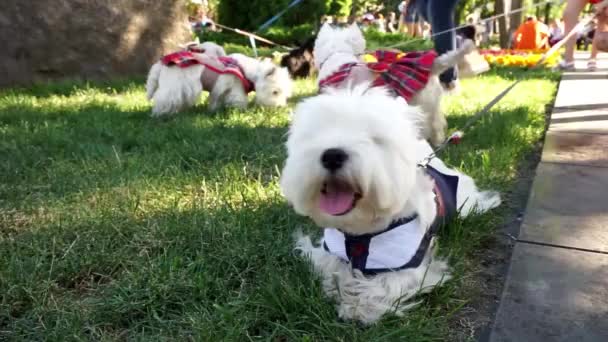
[0,68,559,340]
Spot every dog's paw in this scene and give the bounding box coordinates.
[482,190,502,210]
[421,257,452,290]
[292,229,305,243]
[293,231,314,256]
[336,291,420,325]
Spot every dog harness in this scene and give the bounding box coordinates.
[322,165,459,275]
[160,51,254,93]
[318,50,436,102]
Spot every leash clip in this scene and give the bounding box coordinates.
[417,131,464,168]
[417,154,434,168]
[448,131,463,145]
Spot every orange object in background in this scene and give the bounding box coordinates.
[513,17,550,50]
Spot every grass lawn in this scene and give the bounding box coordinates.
[0,67,558,340]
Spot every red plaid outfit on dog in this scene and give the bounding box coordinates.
[160,51,254,93]
[318,50,436,102]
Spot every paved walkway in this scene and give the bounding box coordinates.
[489,52,608,341]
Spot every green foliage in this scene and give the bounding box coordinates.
[282,0,327,28]
[195,30,243,46]
[206,0,221,17]
[197,27,432,54]
[195,25,437,59]
[196,24,315,48]
[326,0,352,17]
[351,0,385,15]
[264,24,317,45]
[364,29,433,51]
[455,0,494,24]
[218,0,325,31]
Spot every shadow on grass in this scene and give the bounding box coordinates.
[0,100,290,205]
[0,201,309,338]
[0,78,147,99]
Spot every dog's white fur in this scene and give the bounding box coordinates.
[146,47,292,117]
[184,41,227,57]
[314,23,475,146]
[280,85,501,324]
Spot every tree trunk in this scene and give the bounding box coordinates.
[0,0,191,87]
[509,0,523,37]
[496,0,511,48]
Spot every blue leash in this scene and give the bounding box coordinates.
[256,0,304,32]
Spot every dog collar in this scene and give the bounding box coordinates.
[318,62,360,90]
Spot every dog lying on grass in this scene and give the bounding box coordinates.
[280,84,501,324]
[280,36,317,78]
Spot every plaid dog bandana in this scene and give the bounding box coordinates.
[318,62,359,89]
[318,50,437,102]
[161,51,202,68]
[160,52,254,93]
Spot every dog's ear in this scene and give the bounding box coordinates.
[318,22,332,37]
[347,22,364,40]
[346,23,366,53]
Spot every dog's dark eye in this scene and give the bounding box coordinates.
[272,90,280,96]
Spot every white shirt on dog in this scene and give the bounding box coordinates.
[323,216,426,273]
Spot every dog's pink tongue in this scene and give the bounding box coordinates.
[319,187,355,216]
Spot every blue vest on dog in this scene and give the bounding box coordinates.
[323,165,459,275]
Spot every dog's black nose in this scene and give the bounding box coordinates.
[321,148,348,172]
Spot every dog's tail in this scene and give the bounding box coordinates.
[431,39,475,75]
[146,62,162,100]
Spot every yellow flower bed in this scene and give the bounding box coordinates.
[481,49,559,68]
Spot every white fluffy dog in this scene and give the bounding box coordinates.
[280,85,501,324]
[146,46,292,117]
[314,23,474,146]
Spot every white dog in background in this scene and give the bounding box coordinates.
[314,23,475,146]
[280,85,501,324]
[145,43,292,117]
